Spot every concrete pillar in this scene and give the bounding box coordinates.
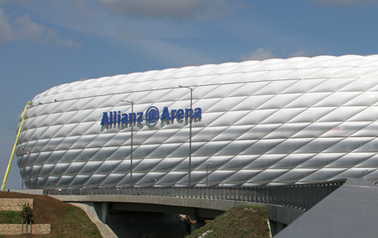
[100,202,108,223]
[190,220,206,234]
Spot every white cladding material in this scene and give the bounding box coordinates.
[16,55,378,188]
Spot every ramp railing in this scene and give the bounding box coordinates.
[43,180,346,210]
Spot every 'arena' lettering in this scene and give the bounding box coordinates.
[101,106,202,126]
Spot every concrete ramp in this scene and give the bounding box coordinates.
[275,178,378,238]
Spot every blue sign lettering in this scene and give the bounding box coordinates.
[146,106,160,124]
[101,106,202,126]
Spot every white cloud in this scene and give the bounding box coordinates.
[118,27,141,40]
[241,48,278,61]
[44,28,82,47]
[96,0,239,20]
[0,7,14,43]
[0,0,27,6]
[290,51,309,57]
[0,7,81,47]
[313,0,378,6]
[14,14,44,42]
[241,49,312,61]
[125,37,217,66]
[70,1,93,18]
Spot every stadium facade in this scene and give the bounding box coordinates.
[16,55,378,189]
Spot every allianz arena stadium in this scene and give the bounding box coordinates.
[16,55,378,189]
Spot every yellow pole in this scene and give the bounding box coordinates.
[1,101,31,190]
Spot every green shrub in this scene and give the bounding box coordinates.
[21,203,33,223]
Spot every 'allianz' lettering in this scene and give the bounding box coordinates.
[101,106,202,126]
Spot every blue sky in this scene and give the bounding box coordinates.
[1,0,378,189]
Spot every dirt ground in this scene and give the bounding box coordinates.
[0,191,70,224]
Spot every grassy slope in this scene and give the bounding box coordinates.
[187,205,270,238]
[0,191,101,238]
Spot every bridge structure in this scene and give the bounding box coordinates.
[42,180,346,236]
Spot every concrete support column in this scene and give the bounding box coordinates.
[190,220,206,234]
[100,202,108,223]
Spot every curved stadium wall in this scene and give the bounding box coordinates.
[16,55,378,189]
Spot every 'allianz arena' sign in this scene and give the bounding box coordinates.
[101,106,202,126]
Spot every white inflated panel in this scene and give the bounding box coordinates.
[16,55,378,188]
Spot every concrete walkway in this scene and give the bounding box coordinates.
[275,178,378,238]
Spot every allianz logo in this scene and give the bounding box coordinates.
[101,106,202,126]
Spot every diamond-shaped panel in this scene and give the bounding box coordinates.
[16,55,378,188]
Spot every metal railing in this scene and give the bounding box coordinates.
[43,179,346,211]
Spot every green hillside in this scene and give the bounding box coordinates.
[187,205,271,238]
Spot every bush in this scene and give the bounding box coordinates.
[21,203,33,223]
